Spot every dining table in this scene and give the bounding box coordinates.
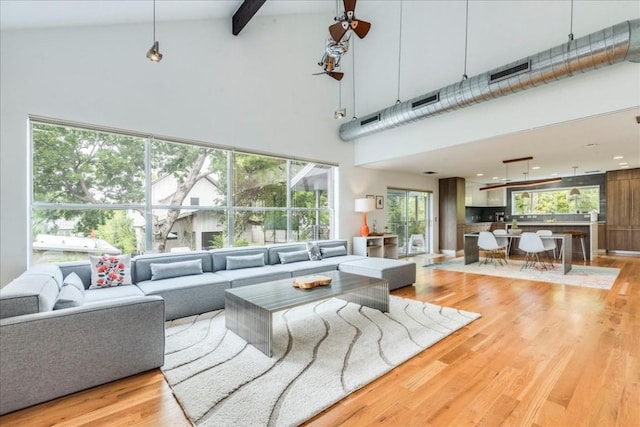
[464,232,573,274]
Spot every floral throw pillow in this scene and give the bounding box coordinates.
[89,255,132,289]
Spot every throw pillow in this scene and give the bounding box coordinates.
[320,246,347,258]
[54,282,85,310]
[89,255,132,289]
[63,272,86,294]
[150,259,203,281]
[226,253,265,270]
[306,242,322,261]
[278,250,310,264]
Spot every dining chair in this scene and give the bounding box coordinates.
[492,229,510,258]
[518,232,551,271]
[536,229,557,261]
[478,231,507,266]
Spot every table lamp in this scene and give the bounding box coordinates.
[354,198,376,237]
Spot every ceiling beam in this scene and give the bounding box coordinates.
[232,0,266,36]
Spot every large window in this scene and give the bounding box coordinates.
[31,120,336,263]
[512,186,600,215]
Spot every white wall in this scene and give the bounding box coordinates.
[0,12,437,285]
[344,1,640,165]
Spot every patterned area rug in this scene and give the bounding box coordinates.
[162,296,480,426]
[426,258,619,290]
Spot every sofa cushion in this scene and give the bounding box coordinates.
[54,282,85,310]
[84,285,145,304]
[226,253,265,270]
[63,272,86,294]
[133,252,213,283]
[89,255,132,289]
[278,250,310,264]
[0,266,63,318]
[320,246,347,258]
[211,248,268,271]
[215,267,290,288]
[150,259,203,281]
[267,244,307,265]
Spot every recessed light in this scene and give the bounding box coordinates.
[477,173,484,177]
[551,173,558,176]
[619,162,628,166]
[613,155,624,159]
[585,143,598,148]
[621,165,630,169]
[532,166,541,170]
[423,171,438,174]
[492,176,499,180]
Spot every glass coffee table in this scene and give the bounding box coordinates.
[225,270,389,357]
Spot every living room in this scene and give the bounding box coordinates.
[1,1,639,425]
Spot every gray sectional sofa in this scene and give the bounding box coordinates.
[0,239,415,415]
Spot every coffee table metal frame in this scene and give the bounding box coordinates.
[225,270,389,357]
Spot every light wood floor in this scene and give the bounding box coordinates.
[1,253,638,426]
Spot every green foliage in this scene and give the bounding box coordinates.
[96,211,137,255]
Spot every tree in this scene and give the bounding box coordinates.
[96,211,137,255]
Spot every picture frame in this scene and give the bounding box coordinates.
[376,195,384,209]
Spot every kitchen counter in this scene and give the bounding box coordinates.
[500,222,598,261]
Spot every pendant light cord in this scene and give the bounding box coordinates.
[568,0,574,41]
[152,0,156,41]
[462,0,469,80]
[396,0,403,103]
[352,38,356,120]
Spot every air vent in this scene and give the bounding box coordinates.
[412,93,440,109]
[585,170,601,174]
[360,114,380,126]
[423,171,438,174]
[489,60,531,83]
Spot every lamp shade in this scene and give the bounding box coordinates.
[570,187,581,196]
[354,198,375,213]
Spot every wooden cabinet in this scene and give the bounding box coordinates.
[606,168,640,252]
[353,235,398,259]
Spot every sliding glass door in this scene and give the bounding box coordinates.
[386,189,432,257]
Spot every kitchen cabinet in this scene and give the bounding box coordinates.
[353,235,398,259]
[440,177,465,253]
[606,168,640,252]
[465,183,506,207]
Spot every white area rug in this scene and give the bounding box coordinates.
[162,296,480,427]
[427,258,620,290]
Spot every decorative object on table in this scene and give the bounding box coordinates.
[376,195,384,209]
[162,296,480,427]
[354,197,376,236]
[508,219,522,235]
[293,275,332,289]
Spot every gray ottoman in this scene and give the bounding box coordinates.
[339,258,416,291]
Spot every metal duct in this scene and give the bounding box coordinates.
[339,19,640,141]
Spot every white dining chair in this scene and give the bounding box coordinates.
[493,229,510,259]
[478,231,507,266]
[518,232,551,271]
[536,229,557,261]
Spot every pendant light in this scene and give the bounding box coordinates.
[146,0,163,62]
[569,166,581,197]
[521,172,530,199]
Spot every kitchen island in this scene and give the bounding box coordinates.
[500,222,597,261]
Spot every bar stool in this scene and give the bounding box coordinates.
[562,230,587,261]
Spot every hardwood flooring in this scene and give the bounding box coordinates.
[1,254,638,426]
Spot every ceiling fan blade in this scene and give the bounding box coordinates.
[328,72,344,81]
[351,19,371,38]
[329,22,349,42]
[343,0,357,14]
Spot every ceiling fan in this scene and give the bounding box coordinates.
[329,0,371,43]
[313,36,349,81]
